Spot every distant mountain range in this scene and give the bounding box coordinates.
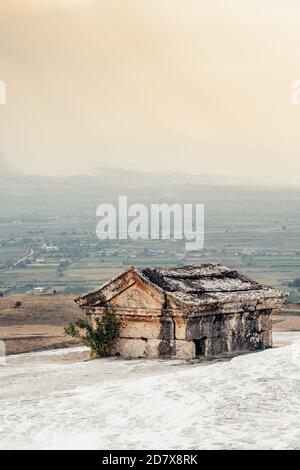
[1,167,298,187]
[0,167,299,221]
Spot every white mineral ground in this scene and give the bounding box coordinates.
[0,332,299,450]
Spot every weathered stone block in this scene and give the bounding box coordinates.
[118,317,174,340]
[174,318,187,340]
[110,338,147,358]
[259,329,272,348]
[109,338,195,359]
[145,339,195,360]
[205,336,230,356]
[256,311,272,331]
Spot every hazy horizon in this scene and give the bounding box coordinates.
[2,165,300,188]
[1,1,300,184]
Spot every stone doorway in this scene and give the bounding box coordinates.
[194,337,207,357]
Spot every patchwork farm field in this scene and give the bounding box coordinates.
[0,173,300,301]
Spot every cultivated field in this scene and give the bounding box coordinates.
[1,172,300,301]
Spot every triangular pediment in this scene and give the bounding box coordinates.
[75,267,165,309]
[110,275,164,309]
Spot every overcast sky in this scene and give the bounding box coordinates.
[1,0,300,183]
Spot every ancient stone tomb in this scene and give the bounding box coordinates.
[75,264,287,360]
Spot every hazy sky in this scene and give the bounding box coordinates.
[1,0,300,183]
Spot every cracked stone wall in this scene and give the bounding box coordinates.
[88,307,273,360]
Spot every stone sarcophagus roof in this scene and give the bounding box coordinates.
[75,264,287,316]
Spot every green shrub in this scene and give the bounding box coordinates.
[64,306,121,359]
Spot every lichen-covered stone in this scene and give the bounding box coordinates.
[145,339,195,359]
[109,338,195,360]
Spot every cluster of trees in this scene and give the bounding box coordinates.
[288,278,300,289]
[57,260,71,277]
